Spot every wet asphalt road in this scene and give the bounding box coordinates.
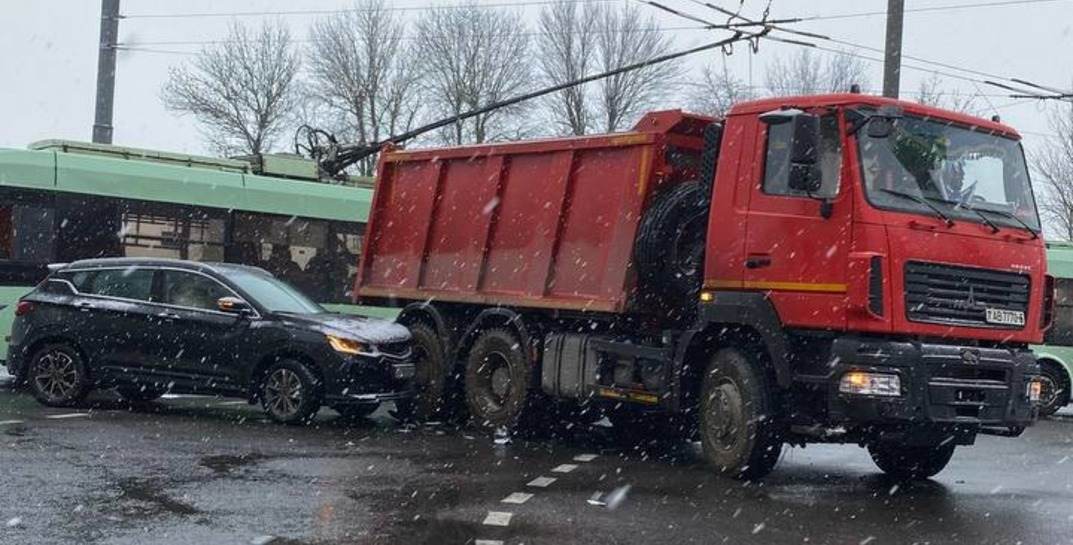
[0,381,1071,545]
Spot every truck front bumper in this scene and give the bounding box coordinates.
[825,338,1040,430]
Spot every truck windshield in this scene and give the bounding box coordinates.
[857,114,1040,233]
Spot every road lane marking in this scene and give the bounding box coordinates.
[218,401,249,405]
[501,492,533,504]
[475,541,503,545]
[527,476,557,487]
[46,413,89,419]
[551,464,578,473]
[0,420,24,425]
[573,454,598,462]
[482,511,513,527]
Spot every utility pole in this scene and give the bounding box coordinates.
[92,0,121,144]
[882,0,904,98]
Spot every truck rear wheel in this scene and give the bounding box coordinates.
[698,347,782,480]
[393,322,457,422]
[464,328,530,430]
[634,180,707,314]
[868,442,956,480]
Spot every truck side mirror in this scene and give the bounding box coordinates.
[787,114,822,193]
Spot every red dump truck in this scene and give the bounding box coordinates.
[356,93,1049,479]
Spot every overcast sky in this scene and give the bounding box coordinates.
[1,0,1070,158]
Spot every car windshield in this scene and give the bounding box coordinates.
[858,114,1041,232]
[218,267,325,315]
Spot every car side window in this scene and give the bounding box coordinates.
[162,270,232,311]
[73,268,156,301]
[762,115,842,198]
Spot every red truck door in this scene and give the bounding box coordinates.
[740,113,852,329]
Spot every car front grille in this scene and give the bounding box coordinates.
[904,261,1030,328]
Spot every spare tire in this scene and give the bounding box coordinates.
[634,180,708,314]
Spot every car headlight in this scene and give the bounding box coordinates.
[326,334,366,355]
[1027,377,1043,403]
[839,371,901,397]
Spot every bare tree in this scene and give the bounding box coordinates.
[414,4,532,145]
[914,73,984,115]
[764,48,869,96]
[536,1,598,136]
[162,21,301,156]
[689,62,754,118]
[593,2,680,132]
[1033,103,1073,240]
[308,0,421,175]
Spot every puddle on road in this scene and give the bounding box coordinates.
[199,452,268,475]
[114,477,200,517]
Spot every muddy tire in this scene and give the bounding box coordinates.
[698,348,783,480]
[259,359,322,425]
[634,180,707,314]
[1038,361,1070,417]
[392,322,458,422]
[27,342,91,408]
[464,328,530,430]
[868,442,956,480]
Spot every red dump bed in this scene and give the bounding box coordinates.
[356,111,712,313]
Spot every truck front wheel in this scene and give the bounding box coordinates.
[464,328,530,430]
[868,442,956,480]
[393,322,457,422]
[698,348,783,480]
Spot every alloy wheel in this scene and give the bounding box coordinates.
[265,368,304,419]
[33,350,78,403]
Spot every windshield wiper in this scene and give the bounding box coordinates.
[878,188,955,227]
[953,202,1001,234]
[971,206,1040,239]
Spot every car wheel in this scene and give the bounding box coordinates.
[698,348,783,480]
[260,359,322,425]
[117,386,166,403]
[1038,361,1070,417]
[335,403,380,420]
[27,343,91,408]
[868,442,956,480]
[464,328,530,430]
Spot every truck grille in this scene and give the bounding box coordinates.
[904,261,1029,328]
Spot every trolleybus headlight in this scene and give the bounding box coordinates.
[1027,378,1043,403]
[839,372,901,397]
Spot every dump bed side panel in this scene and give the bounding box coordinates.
[358,135,661,313]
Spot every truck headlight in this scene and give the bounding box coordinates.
[327,335,366,355]
[839,372,901,397]
[1027,378,1043,403]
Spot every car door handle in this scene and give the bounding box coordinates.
[746,255,773,269]
[76,301,94,312]
[157,312,181,321]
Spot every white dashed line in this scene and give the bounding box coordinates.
[527,476,557,488]
[573,454,598,462]
[482,511,513,527]
[217,401,249,405]
[0,420,24,426]
[551,464,578,473]
[475,540,504,545]
[501,492,534,505]
[46,413,89,419]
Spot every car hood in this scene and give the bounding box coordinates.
[281,312,411,344]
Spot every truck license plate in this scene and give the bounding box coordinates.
[985,308,1025,326]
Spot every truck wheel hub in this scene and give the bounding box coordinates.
[491,366,512,399]
[709,382,745,448]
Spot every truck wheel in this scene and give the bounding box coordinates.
[393,322,457,422]
[1038,361,1070,417]
[464,328,530,430]
[634,180,707,313]
[698,348,782,480]
[868,442,956,480]
[27,343,91,408]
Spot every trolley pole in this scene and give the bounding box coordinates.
[92,0,121,144]
[882,0,904,98]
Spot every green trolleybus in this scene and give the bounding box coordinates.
[0,140,386,367]
[1034,241,1073,415]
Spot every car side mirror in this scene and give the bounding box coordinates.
[787,113,822,193]
[217,296,254,316]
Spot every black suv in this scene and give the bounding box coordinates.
[6,258,414,424]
